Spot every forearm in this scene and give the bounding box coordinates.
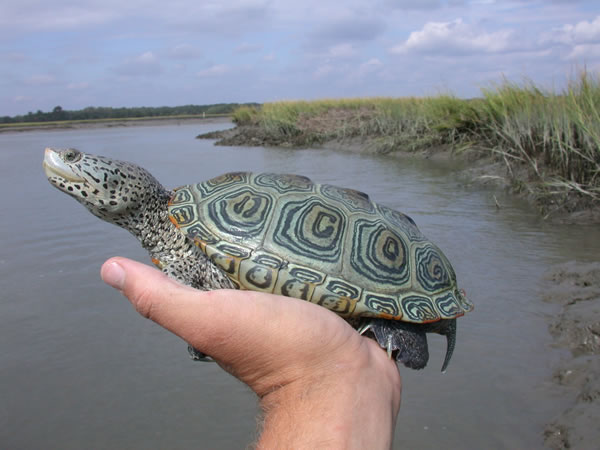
[256,347,401,449]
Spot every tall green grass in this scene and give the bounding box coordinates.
[473,73,600,200]
[232,72,600,203]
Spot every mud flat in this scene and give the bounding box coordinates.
[542,262,600,449]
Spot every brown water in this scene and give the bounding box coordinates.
[1,120,599,449]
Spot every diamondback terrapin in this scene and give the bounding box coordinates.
[43,148,473,371]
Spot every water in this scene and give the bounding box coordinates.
[1,120,599,449]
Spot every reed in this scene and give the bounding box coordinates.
[472,72,600,200]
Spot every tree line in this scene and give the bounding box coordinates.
[1,103,260,124]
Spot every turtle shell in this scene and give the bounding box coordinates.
[168,172,473,323]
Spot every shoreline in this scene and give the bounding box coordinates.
[199,124,600,448]
[0,116,229,134]
[198,125,600,225]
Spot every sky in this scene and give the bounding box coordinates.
[1,0,599,116]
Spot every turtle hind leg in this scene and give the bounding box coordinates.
[187,345,215,362]
[424,318,456,373]
[359,319,429,370]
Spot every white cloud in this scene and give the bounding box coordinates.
[358,58,382,74]
[4,52,27,62]
[546,15,600,45]
[115,52,162,76]
[353,58,384,81]
[313,64,335,79]
[137,52,157,63]
[168,44,201,59]
[25,74,57,86]
[0,2,116,30]
[328,43,357,59]
[308,8,386,45]
[567,43,600,60]
[13,95,31,103]
[67,82,90,90]
[391,19,514,55]
[0,0,272,33]
[393,0,442,9]
[197,64,230,77]
[235,43,262,54]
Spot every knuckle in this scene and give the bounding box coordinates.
[129,285,158,320]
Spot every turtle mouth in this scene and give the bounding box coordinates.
[43,148,85,183]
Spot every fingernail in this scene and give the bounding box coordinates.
[101,261,126,290]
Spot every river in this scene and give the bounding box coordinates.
[1,120,599,449]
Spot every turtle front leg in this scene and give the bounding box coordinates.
[151,256,210,290]
[152,250,237,291]
[359,319,430,370]
[151,256,217,362]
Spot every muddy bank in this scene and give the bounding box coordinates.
[542,262,600,449]
[197,125,290,147]
[198,126,600,225]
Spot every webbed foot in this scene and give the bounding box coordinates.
[362,319,430,370]
[359,318,457,371]
[188,345,215,363]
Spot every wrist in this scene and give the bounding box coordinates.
[256,340,401,449]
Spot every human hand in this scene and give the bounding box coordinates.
[101,257,401,449]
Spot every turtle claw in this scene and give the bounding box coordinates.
[358,320,396,360]
[357,321,373,336]
[386,335,393,359]
[366,319,430,370]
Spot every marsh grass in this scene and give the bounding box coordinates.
[233,72,600,204]
[472,73,600,201]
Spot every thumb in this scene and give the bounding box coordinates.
[99,257,328,358]
[101,256,197,323]
[100,257,235,352]
[99,257,360,394]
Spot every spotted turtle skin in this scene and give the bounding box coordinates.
[168,172,473,324]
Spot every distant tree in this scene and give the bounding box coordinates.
[51,106,67,121]
[4,103,260,123]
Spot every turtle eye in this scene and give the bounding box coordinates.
[63,149,82,163]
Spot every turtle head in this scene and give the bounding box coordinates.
[43,148,170,228]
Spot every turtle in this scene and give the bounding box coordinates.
[43,147,473,371]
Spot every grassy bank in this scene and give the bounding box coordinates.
[230,73,600,210]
